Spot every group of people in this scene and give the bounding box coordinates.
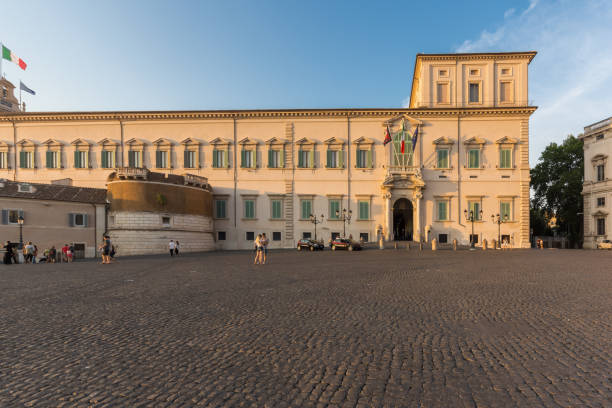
[168,240,180,256]
[2,241,79,264]
[254,233,269,264]
[99,235,116,264]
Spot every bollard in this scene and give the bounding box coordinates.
[482,238,487,250]
[492,239,497,250]
[453,239,458,251]
[431,238,437,251]
[379,236,384,250]
[419,241,423,251]
[394,242,398,250]
[406,241,410,250]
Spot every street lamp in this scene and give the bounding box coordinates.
[464,208,482,249]
[491,213,509,249]
[335,208,352,237]
[309,213,324,241]
[17,215,24,250]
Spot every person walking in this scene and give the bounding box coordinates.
[24,242,34,263]
[254,234,263,265]
[169,240,175,257]
[3,241,12,264]
[61,244,69,263]
[174,240,180,256]
[261,233,269,264]
[33,245,38,264]
[68,243,74,262]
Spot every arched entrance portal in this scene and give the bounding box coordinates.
[393,198,413,241]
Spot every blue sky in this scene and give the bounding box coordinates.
[2,0,611,165]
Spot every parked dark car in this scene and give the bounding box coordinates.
[331,238,362,251]
[297,239,325,251]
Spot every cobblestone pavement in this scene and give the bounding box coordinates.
[1,249,611,407]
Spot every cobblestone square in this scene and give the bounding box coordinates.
[1,249,610,407]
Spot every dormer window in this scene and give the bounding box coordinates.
[18,183,32,193]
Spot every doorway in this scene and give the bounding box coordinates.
[393,198,413,241]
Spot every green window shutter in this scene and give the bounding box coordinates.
[184,150,189,168]
[252,150,257,168]
[224,149,229,168]
[128,151,134,168]
[46,151,53,168]
[240,150,245,168]
[74,151,80,168]
[326,150,331,168]
[101,151,107,168]
[500,149,511,168]
[272,200,281,219]
[268,149,273,168]
[212,150,218,168]
[279,147,284,168]
[301,200,311,219]
[367,149,373,168]
[359,201,369,220]
[155,151,161,168]
[329,200,339,219]
[309,150,314,168]
[438,202,447,220]
[355,150,362,168]
[298,149,303,167]
[339,150,344,168]
[19,151,25,168]
[500,202,511,220]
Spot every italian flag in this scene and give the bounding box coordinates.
[2,45,27,70]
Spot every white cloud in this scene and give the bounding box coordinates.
[504,8,516,18]
[452,0,612,165]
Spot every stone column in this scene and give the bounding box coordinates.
[383,192,392,241]
[414,190,422,242]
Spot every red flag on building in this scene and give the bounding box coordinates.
[383,125,392,145]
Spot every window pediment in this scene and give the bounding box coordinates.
[592,209,608,217]
[323,137,345,147]
[495,136,518,145]
[354,136,374,146]
[97,138,119,147]
[152,138,174,147]
[295,137,315,146]
[591,154,608,163]
[17,139,37,148]
[0,141,10,153]
[42,139,64,148]
[238,137,258,146]
[433,136,454,145]
[210,137,231,146]
[180,138,201,146]
[70,138,92,148]
[464,136,486,146]
[125,138,146,148]
[382,114,422,127]
[265,137,286,146]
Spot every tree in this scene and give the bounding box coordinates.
[530,135,583,246]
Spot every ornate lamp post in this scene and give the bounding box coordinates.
[491,213,509,249]
[309,213,324,241]
[464,208,482,249]
[335,208,352,237]
[17,215,24,250]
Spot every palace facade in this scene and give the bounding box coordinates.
[0,52,536,250]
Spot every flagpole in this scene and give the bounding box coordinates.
[0,41,3,79]
[19,79,22,109]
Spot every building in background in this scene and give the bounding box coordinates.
[581,116,611,248]
[0,51,537,249]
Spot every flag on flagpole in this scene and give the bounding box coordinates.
[411,126,419,152]
[2,44,27,70]
[383,125,392,145]
[20,81,35,95]
[400,120,406,154]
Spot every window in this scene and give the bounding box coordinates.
[46,151,60,169]
[439,69,448,77]
[244,200,255,219]
[1,86,6,97]
[437,83,449,104]
[268,149,283,168]
[469,83,480,103]
[470,69,480,76]
[468,149,480,169]
[19,151,34,169]
[331,232,341,240]
[18,184,32,193]
[500,201,511,220]
[501,68,511,75]
[155,150,169,169]
[356,149,372,169]
[469,234,479,244]
[597,197,605,207]
[499,148,512,169]
[437,201,449,221]
[329,199,340,219]
[214,199,227,219]
[246,231,255,241]
[241,149,255,168]
[74,151,88,169]
[184,150,196,168]
[437,149,449,169]
[297,150,312,168]
[358,201,369,220]
[3,209,23,224]
[596,218,606,235]
[218,231,226,241]
[271,199,283,219]
[501,234,510,244]
[596,134,604,141]
[69,213,88,227]
[128,151,142,168]
[300,199,312,220]
[468,201,482,220]
[212,149,227,168]
[162,216,171,227]
[597,164,605,181]
[273,231,281,241]
[438,234,448,244]
[0,151,7,169]
[326,150,342,168]
[359,233,369,242]
[302,232,312,239]
[500,81,512,103]
[101,150,115,169]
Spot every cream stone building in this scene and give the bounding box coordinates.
[0,52,536,250]
[581,116,611,248]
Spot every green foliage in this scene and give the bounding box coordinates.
[156,193,167,207]
[530,135,583,245]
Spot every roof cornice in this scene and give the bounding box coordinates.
[0,107,537,123]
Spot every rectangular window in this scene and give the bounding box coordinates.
[469,234,479,244]
[500,201,511,221]
[469,83,480,103]
[214,199,227,219]
[268,149,281,168]
[331,232,341,241]
[128,151,142,168]
[326,150,341,168]
[501,234,510,244]
[5,209,23,224]
[437,149,449,169]
[74,151,88,169]
[597,164,605,181]
[162,216,171,227]
[271,199,283,219]
[184,150,196,168]
[101,150,115,169]
[499,148,512,169]
[300,199,312,220]
[241,149,255,168]
[46,151,60,169]
[69,213,88,227]
[436,82,449,103]
[356,149,371,169]
[155,150,168,169]
[244,200,255,219]
[212,149,227,168]
[302,232,312,239]
[0,151,7,169]
[329,199,340,219]
[596,218,606,235]
[246,231,254,241]
[297,150,311,168]
[468,149,480,168]
[272,231,281,241]
[218,231,226,241]
[438,234,448,244]
[359,233,369,242]
[468,201,481,220]
[19,151,34,169]
[437,201,449,221]
[500,81,512,103]
[597,197,605,207]
[358,201,369,220]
